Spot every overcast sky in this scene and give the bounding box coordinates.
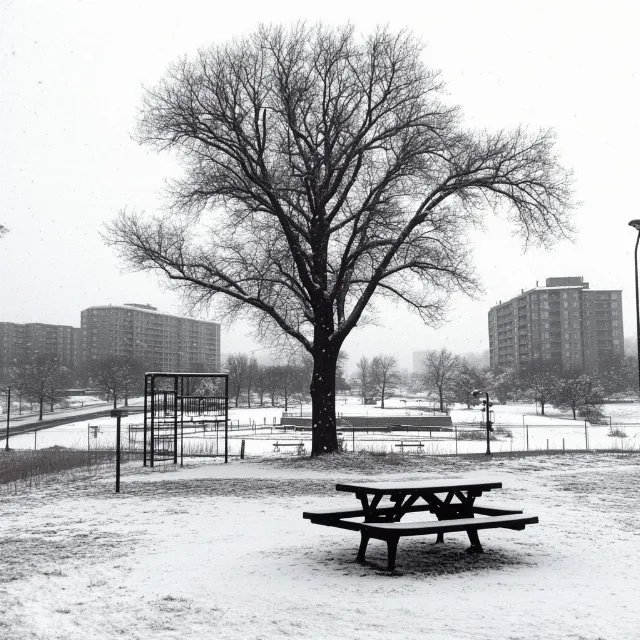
[1,0,639,372]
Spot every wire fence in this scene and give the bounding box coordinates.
[6,418,638,460]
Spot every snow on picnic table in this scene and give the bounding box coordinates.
[0,453,638,640]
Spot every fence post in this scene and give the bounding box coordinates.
[352,427,355,453]
[584,421,588,450]
[34,429,37,451]
[455,424,458,456]
[240,439,245,460]
[546,439,549,453]
[563,438,565,453]
[526,424,529,451]
[115,415,121,494]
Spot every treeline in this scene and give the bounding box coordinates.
[408,348,640,421]
[225,353,349,409]
[1,355,147,420]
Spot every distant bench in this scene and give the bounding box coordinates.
[273,442,305,454]
[394,441,424,451]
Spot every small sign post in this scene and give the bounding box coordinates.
[111,408,142,494]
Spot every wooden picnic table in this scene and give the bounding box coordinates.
[304,478,538,570]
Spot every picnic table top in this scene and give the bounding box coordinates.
[335,478,502,495]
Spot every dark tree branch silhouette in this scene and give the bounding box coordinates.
[104,23,574,455]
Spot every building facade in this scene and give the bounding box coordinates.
[80,303,221,372]
[0,322,82,379]
[488,277,623,371]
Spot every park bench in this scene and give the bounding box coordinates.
[273,441,305,454]
[394,441,424,451]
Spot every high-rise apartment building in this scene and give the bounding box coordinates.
[0,322,82,379]
[412,351,428,374]
[81,303,221,371]
[488,277,623,371]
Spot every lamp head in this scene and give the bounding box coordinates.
[471,389,480,397]
[629,220,640,231]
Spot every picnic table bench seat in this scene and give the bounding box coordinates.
[303,503,526,534]
[359,514,539,570]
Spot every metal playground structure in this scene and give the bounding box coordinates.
[141,372,229,467]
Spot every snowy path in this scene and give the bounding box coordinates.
[0,454,638,639]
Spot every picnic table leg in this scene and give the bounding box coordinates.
[356,532,370,564]
[386,536,399,571]
[466,529,484,554]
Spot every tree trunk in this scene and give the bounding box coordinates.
[540,391,545,416]
[113,395,117,409]
[39,398,43,421]
[438,386,444,413]
[310,345,339,456]
[380,381,386,409]
[50,398,54,412]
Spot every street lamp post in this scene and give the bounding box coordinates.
[472,389,493,455]
[628,220,640,397]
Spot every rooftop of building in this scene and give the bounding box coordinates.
[489,276,622,312]
[81,304,221,325]
[0,321,79,330]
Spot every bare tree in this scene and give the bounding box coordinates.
[254,364,267,407]
[370,354,400,409]
[265,364,280,407]
[548,371,602,420]
[105,23,573,455]
[245,356,259,407]
[0,224,8,237]
[226,353,249,407]
[90,356,144,408]
[422,348,460,412]
[275,362,297,411]
[356,356,371,404]
[519,361,560,416]
[16,356,65,420]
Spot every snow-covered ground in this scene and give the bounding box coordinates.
[5,396,639,457]
[1,453,638,639]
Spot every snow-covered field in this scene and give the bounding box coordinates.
[1,453,638,639]
[6,397,640,457]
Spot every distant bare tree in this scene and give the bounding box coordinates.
[90,356,144,408]
[16,356,65,420]
[0,224,8,238]
[265,365,280,407]
[519,360,560,416]
[105,23,574,455]
[422,348,460,412]
[245,356,259,407]
[370,354,400,409]
[356,356,372,404]
[226,353,249,407]
[275,363,297,411]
